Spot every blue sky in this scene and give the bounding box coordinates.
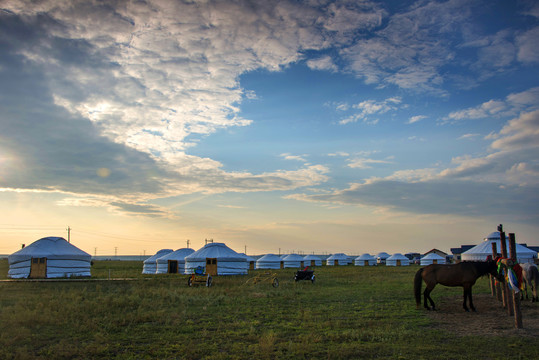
[0,0,538,256]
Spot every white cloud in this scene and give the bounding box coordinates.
[408,115,426,124]
[516,26,539,63]
[339,97,402,125]
[281,153,308,162]
[306,55,338,72]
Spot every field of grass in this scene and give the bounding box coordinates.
[1,259,537,359]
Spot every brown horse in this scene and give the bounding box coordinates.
[414,259,501,312]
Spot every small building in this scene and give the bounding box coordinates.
[376,252,391,264]
[420,253,446,265]
[142,249,173,274]
[354,253,377,266]
[184,242,247,275]
[240,253,256,270]
[303,254,322,267]
[256,254,282,269]
[156,248,195,274]
[424,249,448,258]
[386,253,410,266]
[282,254,304,268]
[450,245,475,263]
[326,253,351,266]
[8,237,91,279]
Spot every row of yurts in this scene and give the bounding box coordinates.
[7,231,537,279]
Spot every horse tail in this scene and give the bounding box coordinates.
[414,267,424,308]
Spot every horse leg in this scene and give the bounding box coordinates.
[462,286,475,312]
[424,285,436,310]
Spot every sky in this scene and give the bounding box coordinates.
[1,0,538,257]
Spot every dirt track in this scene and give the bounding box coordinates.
[426,293,539,338]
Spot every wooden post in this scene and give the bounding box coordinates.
[491,242,502,301]
[509,233,523,329]
[499,228,514,315]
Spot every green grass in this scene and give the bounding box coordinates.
[0,259,537,359]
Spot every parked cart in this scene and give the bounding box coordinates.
[294,267,315,283]
[244,271,279,287]
[188,266,213,287]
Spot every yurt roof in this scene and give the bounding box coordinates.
[327,253,349,260]
[185,242,245,261]
[303,254,321,260]
[257,254,281,262]
[9,237,90,263]
[240,253,256,262]
[144,249,173,264]
[356,253,375,260]
[421,253,445,260]
[387,253,408,260]
[462,239,536,257]
[377,252,390,258]
[283,254,304,261]
[157,248,195,261]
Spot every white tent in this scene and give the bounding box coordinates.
[156,248,195,274]
[303,254,322,267]
[282,254,304,268]
[386,253,410,266]
[184,242,247,275]
[8,237,91,279]
[326,253,351,266]
[142,249,173,274]
[420,253,446,266]
[240,253,256,270]
[461,231,537,263]
[376,252,391,264]
[354,253,377,266]
[256,254,282,269]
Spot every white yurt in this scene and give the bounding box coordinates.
[354,253,377,266]
[256,254,282,269]
[282,254,304,268]
[184,242,247,275]
[240,253,256,270]
[303,254,322,267]
[8,237,91,279]
[420,253,446,266]
[376,252,391,264]
[386,253,410,266]
[156,248,195,274]
[142,249,173,274]
[326,253,351,266]
[461,231,537,263]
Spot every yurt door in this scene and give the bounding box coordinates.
[396,260,401,266]
[168,260,178,273]
[433,260,438,264]
[30,257,47,278]
[310,260,315,267]
[206,258,217,276]
[249,261,254,270]
[335,260,339,266]
[364,260,368,266]
[280,261,284,269]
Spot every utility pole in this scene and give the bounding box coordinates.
[186,239,190,248]
[244,245,247,254]
[66,226,71,243]
[114,247,118,258]
[94,247,97,257]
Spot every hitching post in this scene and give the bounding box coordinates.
[499,228,514,315]
[509,233,523,329]
[491,242,502,301]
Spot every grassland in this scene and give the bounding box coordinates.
[1,259,537,359]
